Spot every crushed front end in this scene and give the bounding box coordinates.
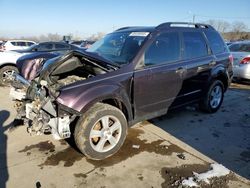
[10,50,112,140]
[10,76,76,139]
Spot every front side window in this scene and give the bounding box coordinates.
[183,32,208,59]
[87,31,149,65]
[144,32,181,66]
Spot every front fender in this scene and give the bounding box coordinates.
[57,83,132,121]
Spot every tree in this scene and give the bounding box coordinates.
[206,19,230,33]
[87,32,106,41]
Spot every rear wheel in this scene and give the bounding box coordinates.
[199,80,224,113]
[0,65,18,86]
[74,103,127,160]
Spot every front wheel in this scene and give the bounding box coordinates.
[74,103,127,160]
[0,65,18,86]
[199,80,224,113]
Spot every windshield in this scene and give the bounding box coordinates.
[86,31,149,65]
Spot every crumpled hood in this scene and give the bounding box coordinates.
[16,52,61,81]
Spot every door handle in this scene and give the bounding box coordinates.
[175,67,186,74]
[209,61,216,66]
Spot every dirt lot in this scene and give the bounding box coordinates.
[0,83,250,188]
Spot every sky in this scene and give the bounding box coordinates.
[0,0,250,38]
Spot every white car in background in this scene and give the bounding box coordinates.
[2,40,36,51]
[0,51,24,85]
[228,41,250,81]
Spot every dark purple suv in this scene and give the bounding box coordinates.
[10,22,233,160]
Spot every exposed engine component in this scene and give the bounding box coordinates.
[57,75,86,86]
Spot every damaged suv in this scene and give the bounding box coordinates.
[10,22,233,160]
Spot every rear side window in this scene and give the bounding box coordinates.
[17,42,26,46]
[145,32,181,66]
[183,32,208,59]
[37,43,53,51]
[205,31,226,54]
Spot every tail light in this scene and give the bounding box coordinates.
[240,57,250,65]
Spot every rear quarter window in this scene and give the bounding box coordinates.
[204,31,226,54]
[182,32,208,59]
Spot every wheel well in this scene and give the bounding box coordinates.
[102,99,129,121]
[216,74,228,91]
[0,63,17,69]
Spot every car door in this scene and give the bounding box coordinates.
[172,31,215,105]
[133,32,185,121]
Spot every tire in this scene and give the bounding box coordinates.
[0,65,18,86]
[199,80,224,113]
[74,103,128,160]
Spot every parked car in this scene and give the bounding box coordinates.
[10,22,233,160]
[2,40,36,51]
[0,41,4,51]
[80,40,95,49]
[0,51,24,85]
[13,41,81,53]
[69,40,96,48]
[228,41,250,80]
[0,42,82,85]
[69,40,84,47]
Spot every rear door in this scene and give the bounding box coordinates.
[133,32,185,121]
[173,31,215,105]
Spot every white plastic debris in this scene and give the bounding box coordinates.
[181,163,230,187]
[132,145,140,149]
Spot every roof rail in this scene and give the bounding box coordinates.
[156,22,214,30]
[116,26,137,31]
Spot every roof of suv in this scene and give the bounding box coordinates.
[115,22,215,33]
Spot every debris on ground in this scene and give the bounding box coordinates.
[132,145,140,149]
[181,163,230,187]
[177,153,186,160]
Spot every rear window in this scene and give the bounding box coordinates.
[183,32,208,59]
[204,31,226,54]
